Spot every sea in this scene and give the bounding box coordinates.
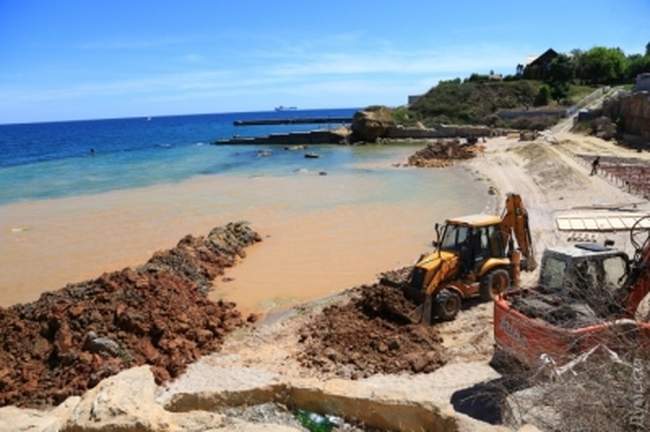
[1,108,490,308]
[0,108,367,204]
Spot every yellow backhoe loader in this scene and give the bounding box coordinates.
[389,193,536,323]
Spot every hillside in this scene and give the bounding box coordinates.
[409,79,542,125]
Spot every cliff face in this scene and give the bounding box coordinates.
[604,91,650,140]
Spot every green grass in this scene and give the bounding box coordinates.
[566,84,601,105]
[409,79,543,125]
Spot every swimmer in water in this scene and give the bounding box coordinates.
[90,148,96,156]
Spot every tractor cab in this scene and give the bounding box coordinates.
[539,243,629,292]
[437,215,508,274]
[538,244,629,301]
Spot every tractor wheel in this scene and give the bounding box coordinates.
[479,269,511,302]
[434,289,461,321]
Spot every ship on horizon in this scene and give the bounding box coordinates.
[274,105,298,112]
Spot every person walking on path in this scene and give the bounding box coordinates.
[590,156,601,176]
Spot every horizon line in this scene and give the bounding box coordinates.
[0,105,362,127]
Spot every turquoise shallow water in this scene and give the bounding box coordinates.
[0,109,367,204]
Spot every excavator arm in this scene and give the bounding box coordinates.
[501,193,537,271]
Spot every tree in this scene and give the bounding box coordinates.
[516,64,524,76]
[576,47,628,84]
[550,81,569,102]
[547,54,575,83]
[627,54,650,80]
[534,85,551,106]
[646,42,650,57]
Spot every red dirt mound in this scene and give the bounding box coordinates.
[408,139,484,168]
[297,284,446,379]
[0,222,261,407]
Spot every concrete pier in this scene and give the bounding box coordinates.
[214,129,349,145]
[233,117,352,126]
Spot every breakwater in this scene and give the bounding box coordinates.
[233,117,352,126]
[214,129,348,145]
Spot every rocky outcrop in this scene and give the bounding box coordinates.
[0,222,261,408]
[603,91,650,141]
[591,116,617,140]
[162,362,509,432]
[61,366,229,432]
[1,363,513,432]
[0,367,300,432]
[350,106,396,142]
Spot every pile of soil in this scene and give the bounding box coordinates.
[407,139,484,168]
[510,293,602,329]
[0,222,261,407]
[297,283,446,379]
[509,281,626,329]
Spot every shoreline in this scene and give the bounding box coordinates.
[0,147,489,309]
[2,131,649,431]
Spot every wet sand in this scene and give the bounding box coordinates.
[0,151,489,311]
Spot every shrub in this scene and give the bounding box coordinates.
[550,81,570,102]
[534,85,551,106]
[410,80,541,125]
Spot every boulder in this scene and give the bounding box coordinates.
[591,116,617,140]
[0,366,302,432]
[350,106,396,142]
[504,385,561,431]
[83,332,122,357]
[519,131,538,142]
[63,366,227,432]
[0,397,78,432]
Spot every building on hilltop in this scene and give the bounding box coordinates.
[522,48,559,79]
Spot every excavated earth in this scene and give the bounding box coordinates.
[297,282,447,378]
[408,139,485,168]
[509,283,627,329]
[0,222,261,408]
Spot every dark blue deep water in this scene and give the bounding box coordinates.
[0,109,359,204]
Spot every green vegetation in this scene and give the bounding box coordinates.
[574,47,629,84]
[565,84,599,104]
[390,105,420,126]
[534,85,551,107]
[409,79,541,125]
[395,42,649,130]
[530,45,650,85]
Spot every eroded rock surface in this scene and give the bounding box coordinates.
[1,363,510,432]
[603,91,650,141]
[350,106,396,142]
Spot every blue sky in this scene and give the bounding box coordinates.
[1,0,649,123]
